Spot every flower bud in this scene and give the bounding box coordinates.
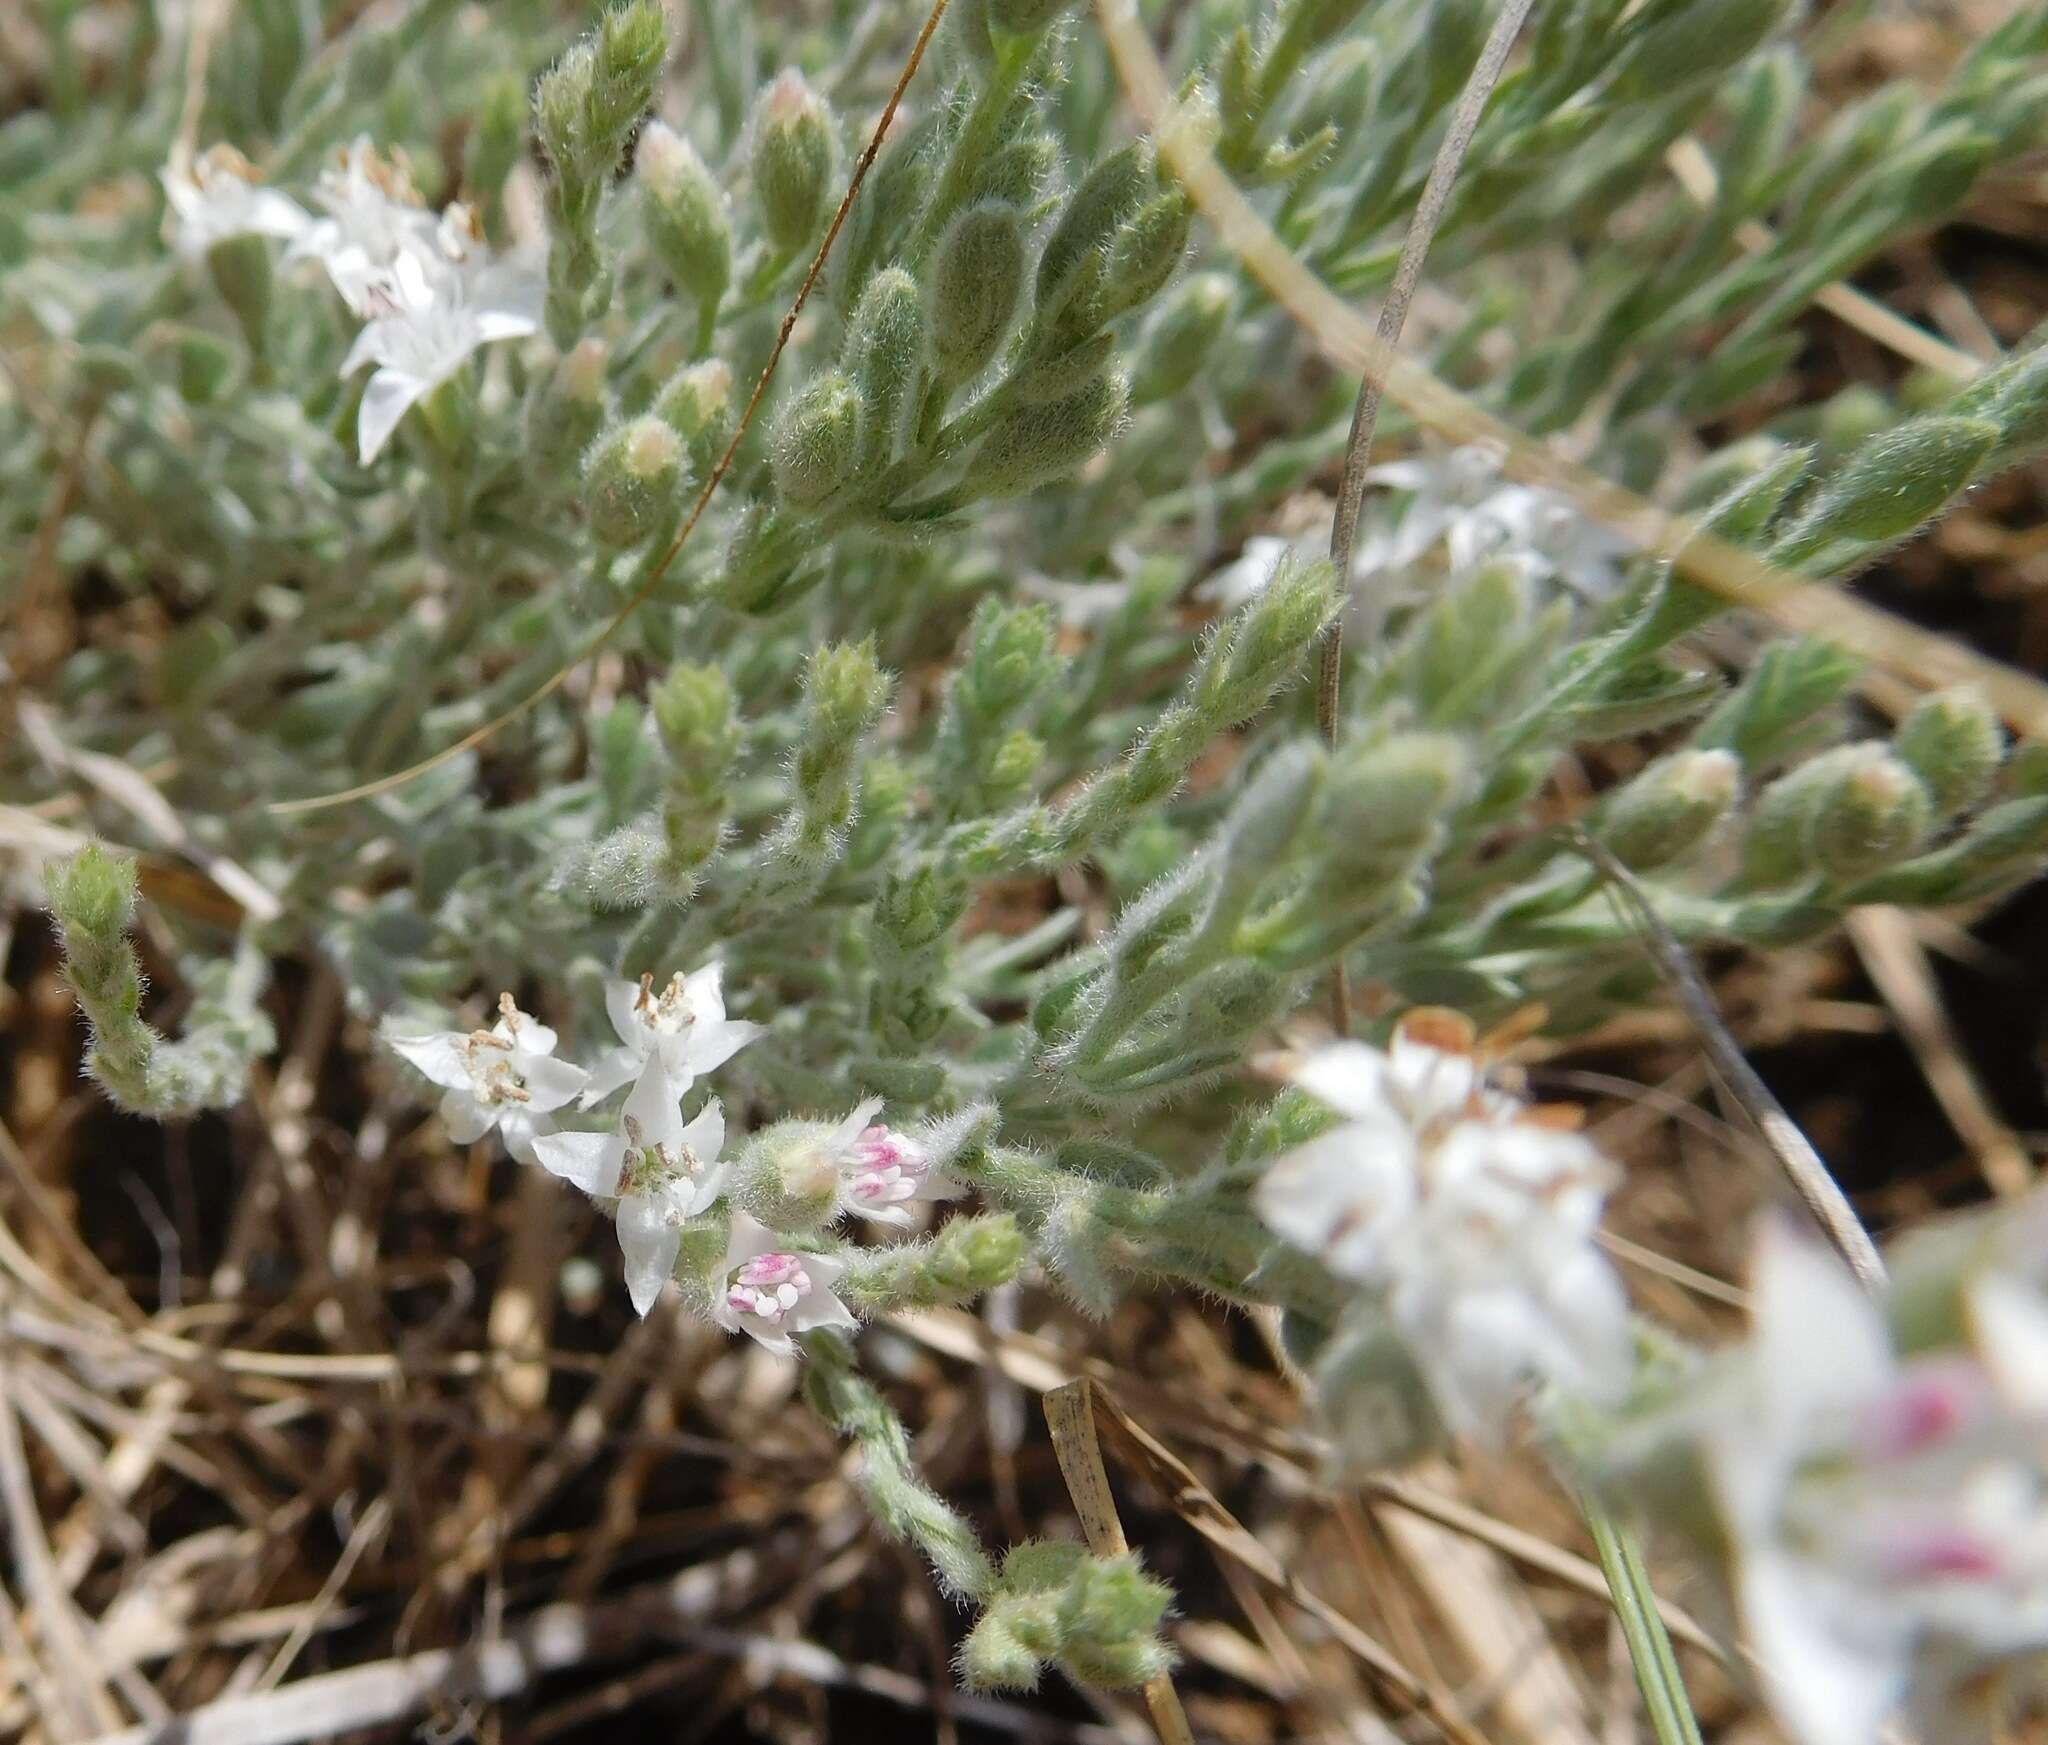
[1695,635,1862,771]
[1098,192,1192,323]
[732,1118,849,1230]
[846,266,925,477]
[772,370,860,507]
[1811,750,1934,883]
[1054,1556,1172,1681]
[927,1212,1027,1295]
[959,1610,1042,1690]
[1600,749,1741,870]
[1893,688,2002,821]
[653,356,734,472]
[637,121,731,317]
[206,233,273,357]
[582,415,683,549]
[1036,143,1150,321]
[970,132,1059,208]
[1130,271,1233,406]
[929,201,1027,389]
[1770,416,1998,571]
[652,661,737,766]
[525,338,610,478]
[970,370,1130,499]
[751,69,836,254]
[172,328,236,405]
[1949,339,2048,471]
[1313,1311,1445,1473]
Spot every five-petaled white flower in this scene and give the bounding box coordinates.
[1256,1013,1633,1442]
[711,1212,858,1356]
[1658,1219,2048,1745]
[580,963,765,1108]
[342,233,541,463]
[291,135,442,314]
[161,144,310,261]
[534,1074,728,1316]
[841,1116,963,1227]
[387,994,587,1165]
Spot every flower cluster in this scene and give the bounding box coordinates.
[1256,1012,1634,1447]
[1608,1216,2048,1745]
[163,134,540,462]
[1203,442,1635,620]
[387,970,959,1339]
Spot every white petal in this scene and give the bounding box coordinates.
[1255,1120,1417,1282]
[623,1060,685,1150]
[440,1089,494,1145]
[509,1016,561,1056]
[471,307,538,346]
[792,1289,858,1338]
[1281,1042,1396,1122]
[577,1045,643,1109]
[355,367,427,464]
[1751,1216,1893,1425]
[720,1210,783,1279]
[617,1195,682,1317]
[679,1097,726,1166]
[673,1161,727,1219]
[687,1018,763,1076]
[519,1053,589,1114]
[387,1029,472,1090]
[1739,1550,1907,1745]
[605,980,650,1049]
[499,1108,552,1166]
[829,1097,886,1151]
[1967,1274,2048,1416]
[531,1130,625,1197]
[245,188,311,239]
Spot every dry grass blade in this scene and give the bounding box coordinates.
[1091,0,2048,738]
[270,0,955,816]
[1043,1381,1198,1745]
[1573,832,1886,1290]
[1063,1377,1496,1745]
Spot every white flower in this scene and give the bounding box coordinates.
[160,144,309,261]
[342,240,541,463]
[1453,482,1635,599]
[1255,1016,1632,1441]
[579,964,765,1108]
[387,994,587,1165]
[841,1117,964,1228]
[291,135,441,314]
[1677,1221,2048,1745]
[711,1212,857,1356]
[1352,443,1507,576]
[534,1074,728,1316]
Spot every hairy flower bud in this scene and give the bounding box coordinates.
[732,1119,850,1230]
[751,69,835,254]
[1771,416,1998,571]
[1601,748,1741,870]
[637,121,731,317]
[772,370,860,507]
[653,356,734,472]
[846,266,925,477]
[970,370,1130,499]
[1130,271,1233,406]
[583,415,683,548]
[1893,688,2002,821]
[525,338,610,478]
[1811,751,1934,882]
[929,202,1027,389]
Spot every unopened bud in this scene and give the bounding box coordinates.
[582,415,683,548]
[1601,749,1741,870]
[638,121,731,316]
[970,369,1130,499]
[1131,272,1233,405]
[751,69,835,254]
[652,661,736,764]
[928,1212,1027,1294]
[1811,750,1934,882]
[1098,192,1191,323]
[1036,143,1150,319]
[772,370,860,507]
[653,356,734,471]
[1894,688,2001,820]
[733,1118,848,1230]
[206,233,273,357]
[846,266,925,476]
[526,338,610,477]
[930,202,1027,389]
[1949,340,2048,471]
[1771,416,1998,571]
